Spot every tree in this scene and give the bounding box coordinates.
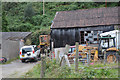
[24,3,35,21]
[2,12,9,32]
[9,23,33,32]
[2,2,18,11]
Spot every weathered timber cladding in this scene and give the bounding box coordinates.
[51,25,114,48]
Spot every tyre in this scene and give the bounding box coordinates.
[34,58,38,62]
[21,60,25,63]
[106,52,118,63]
[2,57,7,63]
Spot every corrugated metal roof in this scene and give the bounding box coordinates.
[0,32,32,41]
[51,7,120,28]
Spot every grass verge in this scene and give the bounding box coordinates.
[23,58,119,78]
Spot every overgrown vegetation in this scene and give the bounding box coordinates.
[23,58,118,78]
[2,2,119,45]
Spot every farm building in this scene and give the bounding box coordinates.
[0,32,32,60]
[50,7,120,48]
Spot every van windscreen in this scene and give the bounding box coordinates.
[22,48,32,54]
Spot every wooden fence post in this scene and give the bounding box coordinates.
[75,42,79,72]
[60,56,66,67]
[57,50,60,62]
[87,49,91,66]
[116,52,118,63]
[40,54,45,78]
[44,49,47,57]
[52,42,54,59]
[89,50,91,65]
[49,51,52,59]
[104,51,106,65]
[87,52,89,66]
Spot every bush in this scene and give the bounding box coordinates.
[2,12,9,32]
[31,15,42,26]
[24,3,35,21]
[31,29,50,45]
[9,22,33,32]
[31,26,41,31]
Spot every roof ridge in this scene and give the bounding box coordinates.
[57,6,119,13]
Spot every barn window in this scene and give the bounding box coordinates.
[85,33,88,36]
[80,31,85,44]
[94,38,97,41]
[80,30,100,44]
[87,31,91,33]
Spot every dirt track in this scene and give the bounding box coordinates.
[1,59,40,78]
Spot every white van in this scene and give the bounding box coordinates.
[20,46,38,62]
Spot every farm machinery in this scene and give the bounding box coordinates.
[39,35,50,55]
[69,30,120,63]
[39,35,50,48]
[38,30,120,63]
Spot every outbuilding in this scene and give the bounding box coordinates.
[50,7,120,48]
[1,32,32,60]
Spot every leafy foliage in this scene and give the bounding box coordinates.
[31,29,50,45]
[9,22,33,32]
[2,2,118,44]
[2,2,118,32]
[24,3,35,21]
[2,12,9,32]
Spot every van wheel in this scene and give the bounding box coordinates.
[21,60,25,63]
[1,57,7,63]
[34,58,38,62]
